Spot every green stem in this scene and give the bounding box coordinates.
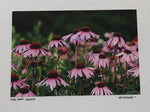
[75,43,78,65]
[55,55,60,71]
[133,77,137,86]
[18,56,23,67]
[50,90,55,96]
[85,40,88,64]
[82,77,85,95]
[31,69,35,91]
[57,61,67,69]
[74,44,79,85]
[36,67,39,96]
[38,66,42,81]
[80,78,82,95]
[11,87,15,97]
[113,46,118,90]
[123,62,128,94]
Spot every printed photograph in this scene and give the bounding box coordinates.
[11,10,140,97]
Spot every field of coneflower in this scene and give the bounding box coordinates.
[11,11,140,97]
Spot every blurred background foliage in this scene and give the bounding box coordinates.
[12,10,137,48]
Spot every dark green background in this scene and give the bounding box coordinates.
[12,10,137,43]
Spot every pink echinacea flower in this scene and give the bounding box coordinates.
[15,86,36,97]
[11,73,28,89]
[91,82,113,95]
[36,71,69,91]
[68,63,95,79]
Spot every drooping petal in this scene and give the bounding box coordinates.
[15,92,22,97]
[100,88,103,95]
[82,68,90,78]
[85,33,91,40]
[112,37,119,46]
[77,69,83,77]
[80,32,86,40]
[62,33,73,40]
[58,77,69,86]
[35,78,48,86]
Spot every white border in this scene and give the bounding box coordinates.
[0,0,150,112]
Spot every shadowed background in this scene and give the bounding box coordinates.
[12,10,137,47]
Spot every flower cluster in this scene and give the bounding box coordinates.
[11,27,140,97]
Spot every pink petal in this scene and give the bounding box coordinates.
[40,49,46,56]
[120,37,126,47]
[93,59,99,67]
[13,82,17,89]
[98,59,102,68]
[116,52,124,57]
[29,91,36,97]
[85,33,90,40]
[82,68,90,78]
[112,37,119,46]
[77,69,83,77]
[54,41,59,48]
[68,69,74,77]
[107,38,113,46]
[41,79,49,86]
[95,88,99,95]
[90,32,99,39]
[70,31,82,41]
[86,68,94,76]
[49,41,54,48]
[35,78,48,86]
[15,92,22,97]
[70,68,77,78]
[62,33,72,40]
[88,67,96,71]
[58,77,69,86]
[80,32,86,40]
[49,79,56,91]
[56,79,61,86]
[103,87,108,95]
[100,88,103,95]
[91,87,97,95]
